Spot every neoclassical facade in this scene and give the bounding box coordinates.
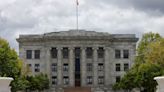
[17,30,138,92]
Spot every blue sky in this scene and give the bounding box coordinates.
[0,0,164,51]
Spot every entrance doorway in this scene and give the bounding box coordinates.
[74,48,81,87]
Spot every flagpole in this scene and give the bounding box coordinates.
[76,0,79,31]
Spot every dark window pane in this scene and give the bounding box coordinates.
[52,63,57,72]
[63,64,69,72]
[123,50,129,59]
[115,50,121,59]
[98,47,104,58]
[116,64,121,71]
[35,64,40,72]
[26,50,32,59]
[98,63,104,71]
[86,47,93,58]
[116,76,121,83]
[98,76,104,85]
[34,50,40,59]
[63,76,69,85]
[52,76,57,85]
[51,48,57,58]
[87,76,93,84]
[124,63,129,71]
[62,47,69,59]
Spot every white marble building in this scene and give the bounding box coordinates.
[17,30,138,92]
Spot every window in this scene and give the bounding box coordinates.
[98,63,104,71]
[87,76,93,84]
[63,64,69,72]
[86,47,93,58]
[52,63,57,72]
[62,47,69,59]
[115,49,121,58]
[34,50,40,59]
[98,47,104,58]
[98,76,104,85]
[116,64,121,71]
[123,50,129,59]
[52,76,57,85]
[51,48,57,58]
[124,63,129,71]
[63,76,69,85]
[26,50,32,59]
[87,63,92,71]
[35,64,40,72]
[116,76,121,83]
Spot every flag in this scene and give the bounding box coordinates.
[76,0,79,6]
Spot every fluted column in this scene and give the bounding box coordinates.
[45,47,51,81]
[93,47,98,86]
[57,47,62,86]
[69,47,74,87]
[104,47,110,86]
[81,47,86,86]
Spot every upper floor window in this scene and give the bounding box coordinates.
[98,76,104,85]
[51,48,57,58]
[123,50,129,59]
[34,50,40,59]
[86,47,93,58]
[86,76,93,85]
[115,49,121,59]
[26,50,32,59]
[124,63,129,71]
[52,63,57,72]
[87,63,92,71]
[63,76,69,85]
[116,76,121,83]
[52,76,57,85]
[34,64,40,72]
[63,64,69,72]
[62,47,69,59]
[116,64,121,71]
[98,47,104,58]
[98,63,104,71]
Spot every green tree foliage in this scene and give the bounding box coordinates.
[0,38,49,92]
[113,32,164,92]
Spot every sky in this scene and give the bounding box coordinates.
[0,0,164,52]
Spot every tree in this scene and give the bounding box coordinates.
[113,32,164,92]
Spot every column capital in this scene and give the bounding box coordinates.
[93,47,98,50]
[56,47,62,50]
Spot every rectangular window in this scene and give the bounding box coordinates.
[52,76,57,85]
[51,48,57,58]
[115,49,121,58]
[35,64,40,72]
[34,50,40,59]
[63,76,69,85]
[86,47,93,58]
[123,50,129,59]
[52,63,57,72]
[63,64,69,72]
[87,76,93,84]
[98,47,104,58]
[62,47,69,59]
[116,76,121,83]
[26,50,32,59]
[98,76,104,85]
[124,63,129,71]
[98,63,104,71]
[116,64,121,71]
[87,63,92,71]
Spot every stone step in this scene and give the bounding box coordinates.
[64,87,91,92]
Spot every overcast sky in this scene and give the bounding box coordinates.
[0,0,164,52]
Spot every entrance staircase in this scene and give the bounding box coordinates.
[64,87,91,92]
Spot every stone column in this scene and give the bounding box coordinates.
[104,47,110,86]
[81,47,86,86]
[45,47,51,79]
[57,47,62,86]
[93,47,98,86]
[69,47,74,87]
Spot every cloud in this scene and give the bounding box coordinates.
[0,0,164,52]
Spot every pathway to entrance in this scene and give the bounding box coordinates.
[64,87,91,92]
